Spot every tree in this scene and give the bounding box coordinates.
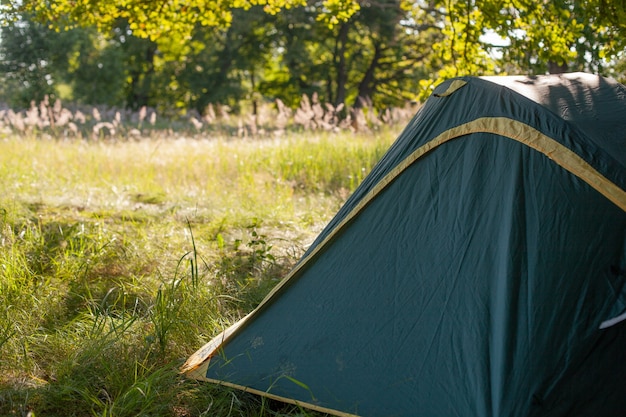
[350,0,442,108]
[0,14,66,106]
[479,0,593,73]
[256,0,445,110]
[151,1,444,113]
[10,0,626,78]
[59,25,128,106]
[12,0,360,44]
[410,0,626,98]
[5,0,626,114]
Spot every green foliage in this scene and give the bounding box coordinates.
[0,1,447,112]
[0,14,64,106]
[0,15,139,107]
[16,0,312,41]
[150,222,205,354]
[317,0,361,27]
[478,0,588,72]
[413,0,626,96]
[3,0,626,115]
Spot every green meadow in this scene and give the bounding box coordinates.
[0,130,397,416]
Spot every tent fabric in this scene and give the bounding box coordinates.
[183,73,626,417]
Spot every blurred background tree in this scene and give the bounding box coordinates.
[1,0,625,113]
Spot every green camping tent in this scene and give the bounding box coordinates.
[183,72,626,417]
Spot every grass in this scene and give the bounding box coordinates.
[0,128,397,417]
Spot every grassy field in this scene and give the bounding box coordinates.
[0,129,397,417]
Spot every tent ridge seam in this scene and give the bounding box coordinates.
[467,117,626,212]
[193,377,362,417]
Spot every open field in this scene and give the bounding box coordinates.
[0,129,397,416]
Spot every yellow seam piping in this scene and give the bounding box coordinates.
[191,376,361,417]
[466,117,626,211]
[434,79,468,97]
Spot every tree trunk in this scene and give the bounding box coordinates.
[354,42,383,109]
[195,28,237,111]
[548,61,568,74]
[333,22,350,107]
[127,42,157,109]
[250,70,257,116]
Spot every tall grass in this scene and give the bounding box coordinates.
[0,129,397,416]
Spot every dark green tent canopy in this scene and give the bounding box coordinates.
[183,73,626,417]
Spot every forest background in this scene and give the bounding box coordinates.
[2,0,626,129]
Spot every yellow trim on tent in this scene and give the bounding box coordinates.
[463,117,626,211]
[434,79,467,97]
[182,320,244,376]
[190,377,361,417]
[183,116,626,411]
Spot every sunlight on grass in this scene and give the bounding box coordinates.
[0,129,397,416]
